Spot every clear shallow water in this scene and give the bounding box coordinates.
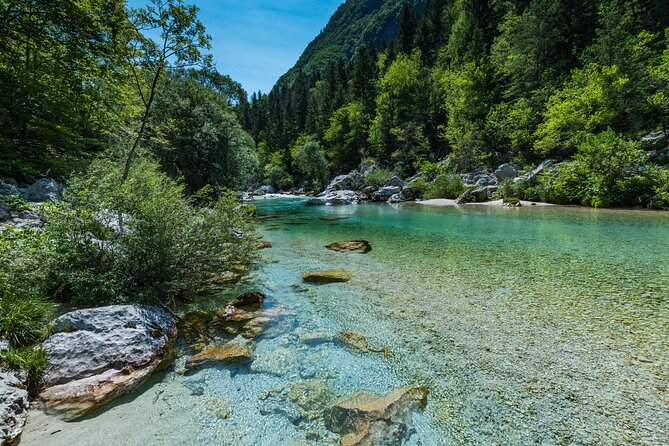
[22,199,669,446]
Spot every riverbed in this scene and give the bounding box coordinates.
[21,198,669,445]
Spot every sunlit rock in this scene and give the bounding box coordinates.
[38,305,177,420]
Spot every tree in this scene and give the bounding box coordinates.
[123,0,211,181]
[369,51,430,173]
[293,138,329,191]
[0,0,131,174]
[534,64,634,156]
[150,75,258,192]
[647,29,669,134]
[324,102,368,172]
[436,61,492,169]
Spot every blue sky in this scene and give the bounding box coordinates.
[128,0,344,94]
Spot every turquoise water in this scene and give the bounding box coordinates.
[22,199,669,445]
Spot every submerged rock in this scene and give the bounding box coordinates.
[185,342,253,371]
[325,386,429,446]
[38,305,177,419]
[257,240,273,249]
[303,269,352,284]
[229,291,266,309]
[325,240,371,254]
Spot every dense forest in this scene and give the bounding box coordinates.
[0,0,256,192]
[243,0,669,207]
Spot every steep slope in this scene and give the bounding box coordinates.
[278,0,423,86]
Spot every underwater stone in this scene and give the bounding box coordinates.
[185,342,253,371]
[325,240,372,254]
[324,386,429,446]
[303,269,352,284]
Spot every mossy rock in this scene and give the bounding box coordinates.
[303,269,352,284]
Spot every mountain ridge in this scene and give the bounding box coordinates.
[275,0,424,89]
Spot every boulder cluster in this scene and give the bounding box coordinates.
[1,175,64,227]
[272,160,556,206]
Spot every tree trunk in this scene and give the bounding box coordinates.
[122,66,162,183]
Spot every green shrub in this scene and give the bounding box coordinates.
[650,167,669,209]
[0,346,48,387]
[293,139,329,191]
[0,292,52,347]
[0,194,29,212]
[44,157,258,306]
[539,130,650,207]
[364,168,393,189]
[423,174,466,199]
[264,152,293,190]
[417,160,445,182]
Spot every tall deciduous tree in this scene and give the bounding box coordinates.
[123,0,210,181]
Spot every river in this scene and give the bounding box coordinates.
[21,198,669,445]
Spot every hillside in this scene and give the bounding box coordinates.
[277,0,424,86]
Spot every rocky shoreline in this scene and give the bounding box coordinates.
[243,160,556,208]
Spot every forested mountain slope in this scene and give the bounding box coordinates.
[278,0,424,86]
[243,0,669,208]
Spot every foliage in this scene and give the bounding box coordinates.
[264,152,293,190]
[541,130,649,207]
[649,167,669,209]
[150,75,258,192]
[369,51,430,173]
[0,291,52,348]
[293,139,330,191]
[422,173,466,199]
[535,64,635,157]
[0,346,48,386]
[417,160,446,182]
[0,0,133,175]
[44,157,257,306]
[123,0,212,180]
[324,102,368,172]
[364,168,394,189]
[0,194,29,213]
[435,61,491,170]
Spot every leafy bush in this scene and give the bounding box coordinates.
[264,152,293,190]
[0,346,48,388]
[649,167,669,209]
[44,157,258,306]
[0,194,28,212]
[293,139,329,191]
[540,130,649,207]
[423,173,466,199]
[417,160,445,182]
[364,168,394,189]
